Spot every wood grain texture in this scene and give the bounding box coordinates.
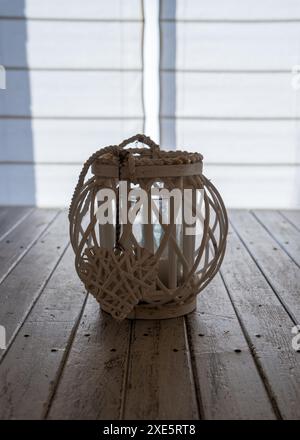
[281,210,300,231]
[221,225,300,419]
[0,206,32,240]
[186,274,275,420]
[0,246,87,419]
[0,208,299,420]
[0,210,68,356]
[230,210,300,322]
[0,208,57,283]
[123,318,198,420]
[47,298,131,420]
[253,210,300,266]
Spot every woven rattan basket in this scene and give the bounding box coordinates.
[69,134,228,320]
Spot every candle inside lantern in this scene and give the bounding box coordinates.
[97,180,115,249]
[143,190,154,253]
[168,195,177,288]
[156,190,182,288]
[182,187,197,281]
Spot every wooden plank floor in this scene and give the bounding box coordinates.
[0,207,299,420]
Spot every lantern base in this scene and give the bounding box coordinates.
[101,298,196,320]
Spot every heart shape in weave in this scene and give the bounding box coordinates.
[79,246,158,320]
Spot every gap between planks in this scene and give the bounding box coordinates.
[43,291,89,419]
[0,210,70,363]
[280,210,300,233]
[186,273,276,420]
[251,210,300,268]
[229,210,300,326]
[0,208,60,285]
[1,208,299,419]
[0,206,34,241]
[224,211,300,419]
[219,269,282,419]
[0,245,88,419]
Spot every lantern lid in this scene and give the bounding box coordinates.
[91,134,203,179]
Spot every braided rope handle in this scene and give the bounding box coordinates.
[118,134,160,156]
[68,134,160,220]
[69,143,118,220]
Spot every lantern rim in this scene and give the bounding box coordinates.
[91,148,203,179]
[91,160,203,179]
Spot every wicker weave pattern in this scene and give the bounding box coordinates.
[69,134,228,320]
[79,246,158,320]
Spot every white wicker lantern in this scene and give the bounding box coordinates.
[69,134,228,320]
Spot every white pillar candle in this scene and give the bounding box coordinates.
[168,193,177,289]
[97,179,115,249]
[143,185,154,253]
[183,186,196,280]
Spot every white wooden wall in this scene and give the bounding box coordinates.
[1,0,300,208]
[160,0,300,208]
[0,0,144,206]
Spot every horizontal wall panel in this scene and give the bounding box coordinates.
[161,72,299,118]
[0,119,144,163]
[160,1,300,209]
[0,164,299,208]
[161,22,300,70]
[204,164,300,208]
[160,120,300,164]
[0,20,142,69]
[0,0,144,206]
[0,70,143,117]
[160,0,300,20]
[0,0,143,19]
[0,164,81,206]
